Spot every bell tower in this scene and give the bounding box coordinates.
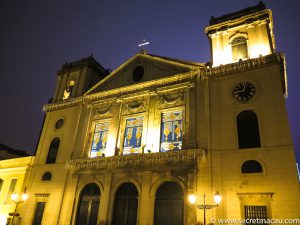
[205,1,275,67]
[52,55,109,102]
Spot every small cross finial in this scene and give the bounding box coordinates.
[138,39,150,47]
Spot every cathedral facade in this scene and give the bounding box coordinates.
[16,2,300,225]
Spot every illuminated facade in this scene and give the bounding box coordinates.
[17,2,300,225]
[0,156,34,225]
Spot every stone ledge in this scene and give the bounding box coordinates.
[66,149,205,171]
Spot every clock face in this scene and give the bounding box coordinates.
[232,81,256,102]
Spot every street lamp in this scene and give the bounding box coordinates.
[188,192,222,225]
[9,192,28,225]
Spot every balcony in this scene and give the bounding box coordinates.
[66,149,205,172]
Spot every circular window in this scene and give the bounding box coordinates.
[132,66,144,82]
[42,172,52,181]
[55,119,64,129]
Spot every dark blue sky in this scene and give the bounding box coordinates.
[0,0,299,162]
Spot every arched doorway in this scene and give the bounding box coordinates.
[111,182,138,225]
[154,181,184,225]
[75,183,100,225]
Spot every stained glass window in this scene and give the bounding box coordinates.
[90,122,109,158]
[123,117,143,155]
[160,111,182,152]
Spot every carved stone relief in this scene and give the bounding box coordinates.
[93,105,112,118]
[123,100,147,114]
[159,92,184,108]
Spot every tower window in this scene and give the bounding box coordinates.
[63,80,75,100]
[237,110,261,149]
[41,172,52,181]
[242,160,263,173]
[232,37,248,61]
[46,137,60,164]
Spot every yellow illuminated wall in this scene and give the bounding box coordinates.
[0,157,34,225]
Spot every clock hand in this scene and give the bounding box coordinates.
[233,90,243,94]
[243,82,246,92]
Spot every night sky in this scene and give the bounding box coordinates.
[0,1,299,163]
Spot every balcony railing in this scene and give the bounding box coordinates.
[66,149,205,171]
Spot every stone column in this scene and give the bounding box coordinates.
[138,172,151,225]
[98,173,112,225]
[186,83,197,149]
[259,20,271,55]
[58,173,79,225]
[246,24,255,58]
[221,30,230,64]
[146,91,158,152]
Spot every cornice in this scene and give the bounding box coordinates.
[202,53,282,77]
[43,53,286,112]
[205,9,271,35]
[237,192,274,200]
[85,71,198,104]
[141,54,200,71]
[0,156,35,169]
[43,96,83,112]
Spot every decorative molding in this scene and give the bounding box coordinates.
[237,192,274,200]
[34,193,50,197]
[123,100,146,114]
[149,91,158,96]
[188,83,196,89]
[42,53,285,112]
[94,106,112,117]
[66,149,205,171]
[127,101,145,110]
[43,97,83,112]
[202,53,284,79]
[85,71,197,103]
[161,93,184,105]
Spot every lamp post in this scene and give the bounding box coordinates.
[9,192,28,225]
[188,192,222,225]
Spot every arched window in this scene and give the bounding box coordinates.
[154,182,184,225]
[112,182,138,225]
[75,183,100,225]
[231,36,248,61]
[46,137,60,164]
[63,80,75,100]
[237,110,261,149]
[41,172,52,181]
[242,160,263,173]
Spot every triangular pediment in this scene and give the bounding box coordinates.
[86,53,202,95]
